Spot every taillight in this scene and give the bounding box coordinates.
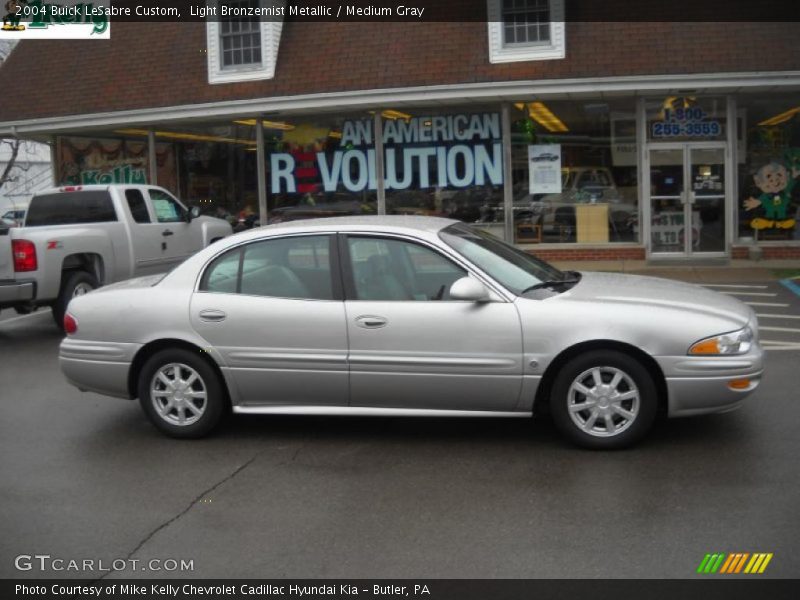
[12,239,37,272]
[64,313,78,335]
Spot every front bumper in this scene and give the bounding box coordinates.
[59,338,141,399]
[0,279,34,307]
[656,346,764,417]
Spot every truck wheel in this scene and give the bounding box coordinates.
[52,271,99,330]
[138,348,226,438]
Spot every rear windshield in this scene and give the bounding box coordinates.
[25,191,117,227]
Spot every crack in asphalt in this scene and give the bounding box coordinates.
[92,453,260,583]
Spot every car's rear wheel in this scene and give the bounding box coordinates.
[138,349,225,438]
[52,271,99,330]
[550,350,658,449]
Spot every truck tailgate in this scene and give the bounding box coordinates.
[0,224,13,280]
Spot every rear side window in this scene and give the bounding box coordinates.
[200,236,334,300]
[125,189,151,224]
[25,191,117,226]
[149,189,184,223]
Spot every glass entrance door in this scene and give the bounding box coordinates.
[647,144,727,257]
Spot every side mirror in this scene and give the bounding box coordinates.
[186,206,200,222]
[449,276,490,302]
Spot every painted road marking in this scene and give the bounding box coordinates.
[721,292,777,297]
[759,326,800,333]
[0,309,51,326]
[744,302,790,307]
[757,314,800,320]
[763,346,800,351]
[780,278,800,297]
[703,284,768,289]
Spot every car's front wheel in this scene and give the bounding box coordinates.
[549,350,658,449]
[138,349,225,438]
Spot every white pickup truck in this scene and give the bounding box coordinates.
[0,184,232,329]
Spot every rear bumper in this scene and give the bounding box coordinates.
[59,338,140,399]
[0,279,35,307]
[656,347,764,417]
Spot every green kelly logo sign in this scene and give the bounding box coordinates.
[25,1,109,35]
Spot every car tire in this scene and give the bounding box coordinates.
[549,350,658,449]
[138,348,226,439]
[52,271,99,330]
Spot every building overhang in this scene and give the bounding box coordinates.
[4,71,800,138]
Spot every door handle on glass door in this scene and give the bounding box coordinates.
[199,309,227,322]
[355,315,388,329]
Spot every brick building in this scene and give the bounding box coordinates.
[1,0,799,261]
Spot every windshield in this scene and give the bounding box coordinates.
[439,224,566,295]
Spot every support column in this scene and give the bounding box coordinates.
[147,130,157,186]
[501,104,514,243]
[373,111,386,215]
[256,118,268,225]
[50,135,58,186]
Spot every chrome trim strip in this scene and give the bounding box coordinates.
[227,351,348,364]
[347,355,517,368]
[233,406,531,417]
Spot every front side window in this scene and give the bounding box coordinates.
[440,223,564,295]
[220,0,262,68]
[149,189,185,223]
[200,235,334,300]
[348,237,466,301]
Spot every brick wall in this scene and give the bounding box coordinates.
[1,20,798,122]
[525,247,647,261]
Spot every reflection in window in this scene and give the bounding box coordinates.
[348,237,465,301]
[510,99,639,244]
[502,0,551,45]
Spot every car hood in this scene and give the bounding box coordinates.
[560,272,754,327]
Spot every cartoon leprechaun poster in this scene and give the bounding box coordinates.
[742,150,799,231]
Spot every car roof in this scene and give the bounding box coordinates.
[258,215,460,235]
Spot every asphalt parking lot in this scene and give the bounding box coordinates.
[1,279,799,580]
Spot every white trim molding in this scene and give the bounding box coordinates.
[3,71,800,136]
[206,2,284,85]
[487,0,565,63]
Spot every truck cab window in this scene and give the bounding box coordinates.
[125,189,151,224]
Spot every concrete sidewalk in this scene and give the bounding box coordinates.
[549,258,800,283]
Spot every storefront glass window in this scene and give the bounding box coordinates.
[737,92,800,243]
[264,112,377,224]
[510,98,638,244]
[380,106,505,239]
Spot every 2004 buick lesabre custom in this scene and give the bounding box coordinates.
[59,217,763,448]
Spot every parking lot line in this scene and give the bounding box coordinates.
[780,278,800,297]
[759,326,800,334]
[745,302,790,307]
[703,284,769,289]
[721,291,777,297]
[0,309,51,326]
[757,314,800,320]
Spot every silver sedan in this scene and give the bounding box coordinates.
[59,216,763,448]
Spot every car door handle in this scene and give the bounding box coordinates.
[355,315,387,329]
[162,229,174,237]
[199,309,226,322]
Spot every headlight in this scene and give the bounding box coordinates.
[688,326,754,355]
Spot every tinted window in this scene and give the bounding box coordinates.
[200,236,333,300]
[348,237,465,301]
[125,189,151,224]
[201,249,241,294]
[149,189,185,223]
[439,223,564,295]
[25,191,117,226]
